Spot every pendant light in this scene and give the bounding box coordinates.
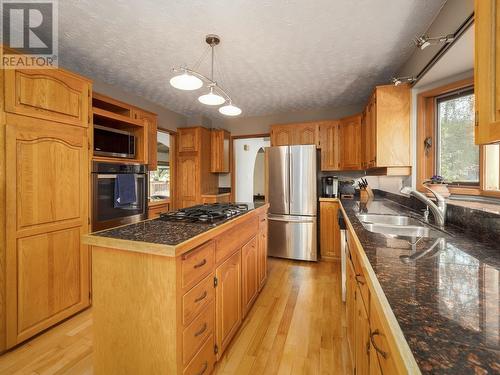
[219,101,242,116]
[169,70,203,91]
[170,34,242,116]
[199,86,225,105]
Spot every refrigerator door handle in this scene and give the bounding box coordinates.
[289,149,293,207]
[268,215,315,224]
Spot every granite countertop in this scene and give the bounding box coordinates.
[342,198,500,374]
[82,203,267,257]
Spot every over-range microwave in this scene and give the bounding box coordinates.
[94,125,136,159]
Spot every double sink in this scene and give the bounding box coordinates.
[356,213,448,239]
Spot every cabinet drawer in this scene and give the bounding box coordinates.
[216,216,258,264]
[183,301,215,366]
[183,273,215,326]
[182,241,215,291]
[347,229,369,312]
[183,333,216,375]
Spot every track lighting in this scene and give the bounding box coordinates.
[170,34,242,116]
[391,76,416,86]
[414,34,455,50]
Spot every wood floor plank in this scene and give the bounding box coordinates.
[0,258,350,375]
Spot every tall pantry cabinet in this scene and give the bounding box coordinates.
[1,58,92,350]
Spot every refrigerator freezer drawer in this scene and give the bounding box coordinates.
[268,216,317,261]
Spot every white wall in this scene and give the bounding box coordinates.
[253,151,265,196]
[234,138,270,202]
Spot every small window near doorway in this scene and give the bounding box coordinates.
[435,88,479,186]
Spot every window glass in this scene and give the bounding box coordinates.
[149,132,170,198]
[436,89,479,185]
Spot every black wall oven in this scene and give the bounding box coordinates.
[92,162,148,231]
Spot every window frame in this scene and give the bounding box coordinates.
[417,78,500,197]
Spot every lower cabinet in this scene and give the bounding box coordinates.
[215,250,242,358]
[258,215,268,291]
[319,200,340,259]
[241,237,259,318]
[345,223,412,375]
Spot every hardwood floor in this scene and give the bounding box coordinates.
[0,258,351,375]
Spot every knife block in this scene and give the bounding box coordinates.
[360,186,374,201]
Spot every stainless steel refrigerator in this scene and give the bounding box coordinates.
[266,145,317,261]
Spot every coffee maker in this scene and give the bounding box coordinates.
[321,176,339,198]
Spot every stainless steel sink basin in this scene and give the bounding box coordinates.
[357,214,422,226]
[356,214,448,238]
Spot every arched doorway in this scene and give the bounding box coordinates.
[253,147,265,203]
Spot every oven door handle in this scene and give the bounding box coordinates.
[97,174,145,179]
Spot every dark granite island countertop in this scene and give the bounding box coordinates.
[82,203,269,257]
[341,198,500,374]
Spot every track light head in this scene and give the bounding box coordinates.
[414,33,455,50]
[391,76,416,86]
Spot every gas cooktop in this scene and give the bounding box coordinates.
[159,203,249,224]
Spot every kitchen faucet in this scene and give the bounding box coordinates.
[400,186,447,228]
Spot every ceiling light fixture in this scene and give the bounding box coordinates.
[170,34,242,116]
[414,34,455,50]
[391,76,416,86]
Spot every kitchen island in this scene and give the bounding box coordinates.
[82,203,269,375]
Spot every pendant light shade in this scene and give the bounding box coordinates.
[198,87,225,106]
[169,72,203,91]
[219,102,242,116]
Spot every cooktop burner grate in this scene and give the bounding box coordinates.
[159,203,249,223]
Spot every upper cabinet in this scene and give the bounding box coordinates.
[365,84,410,168]
[270,122,319,147]
[211,129,230,173]
[319,121,341,170]
[178,127,200,152]
[132,109,158,170]
[475,0,500,144]
[340,114,362,170]
[4,68,91,127]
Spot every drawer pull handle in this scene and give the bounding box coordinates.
[194,259,207,269]
[196,361,208,375]
[194,323,208,337]
[194,291,208,303]
[355,274,365,285]
[370,330,388,359]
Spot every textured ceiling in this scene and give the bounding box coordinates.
[59,0,446,119]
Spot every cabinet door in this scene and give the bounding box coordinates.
[361,110,368,169]
[178,155,199,208]
[271,126,294,146]
[134,110,158,170]
[355,285,370,375]
[340,115,362,170]
[241,237,259,318]
[215,250,242,358]
[319,122,341,171]
[346,259,356,367]
[258,216,268,291]
[5,119,90,347]
[4,68,90,127]
[294,123,318,146]
[319,201,340,259]
[210,129,230,173]
[475,0,500,144]
[366,95,377,168]
[178,128,199,152]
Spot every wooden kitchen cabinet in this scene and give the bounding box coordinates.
[340,114,362,170]
[257,214,268,291]
[241,237,259,318]
[133,109,158,170]
[4,67,91,128]
[211,129,230,173]
[148,201,170,219]
[475,0,500,144]
[177,127,218,208]
[346,257,357,368]
[355,285,371,375]
[270,125,295,146]
[5,117,90,348]
[361,84,411,170]
[319,200,340,259]
[319,120,341,170]
[270,122,319,146]
[215,249,242,358]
